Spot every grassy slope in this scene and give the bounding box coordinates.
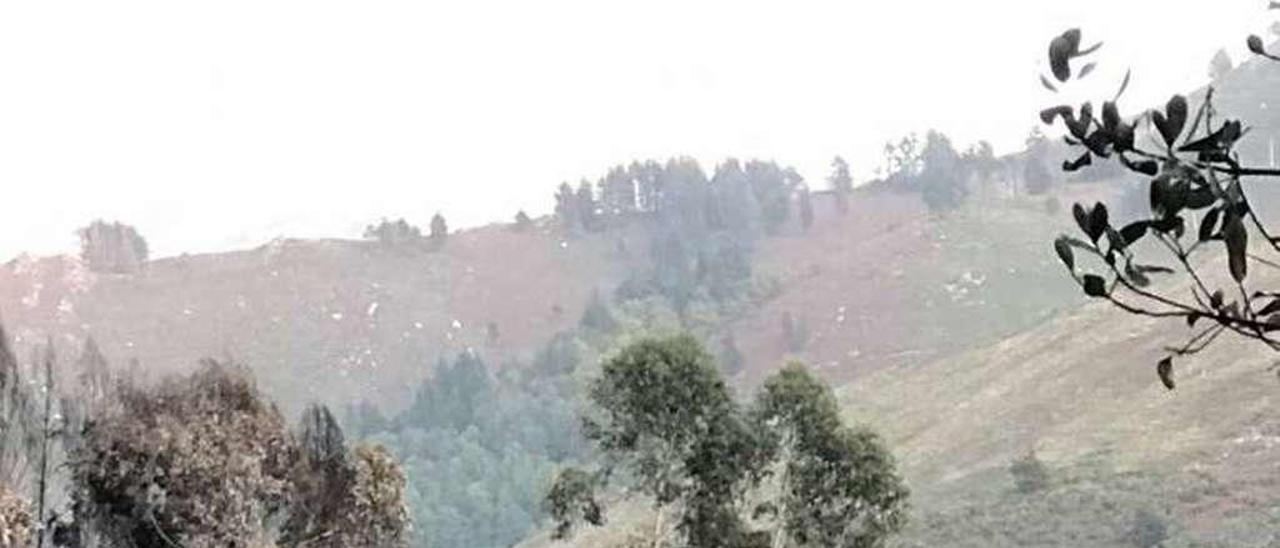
[523,210,1280,548]
[741,187,1088,387]
[840,243,1280,546]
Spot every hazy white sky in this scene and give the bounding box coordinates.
[0,0,1273,259]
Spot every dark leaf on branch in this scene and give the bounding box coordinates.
[1258,298,1280,317]
[1187,313,1202,327]
[1135,264,1175,274]
[1157,357,1175,390]
[1106,226,1127,253]
[1114,69,1131,101]
[1151,215,1185,237]
[1249,35,1267,56]
[1040,74,1060,93]
[1082,129,1110,156]
[1122,156,1158,176]
[1179,120,1243,154]
[1102,101,1121,131]
[1153,95,1188,148]
[1266,313,1280,332]
[1186,187,1216,210]
[1073,203,1090,237]
[1199,207,1222,242]
[1040,105,1072,125]
[1087,202,1109,242]
[1113,123,1136,152]
[1048,29,1081,82]
[1066,103,1094,138]
[1119,221,1149,246]
[1054,237,1075,270]
[1061,236,1097,255]
[1224,213,1249,283]
[1082,274,1108,297]
[1150,176,1170,216]
[1125,263,1150,287]
[1063,152,1093,172]
[1211,290,1224,310]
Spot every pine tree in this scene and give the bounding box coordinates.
[709,159,760,235]
[364,218,422,246]
[76,220,148,274]
[632,160,665,215]
[430,212,448,245]
[513,210,533,231]
[918,130,968,212]
[554,182,580,233]
[798,185,814,232]
[578,289,617,333]
[575,180,599,233]
[1023,128,1054,195]
[598,165,637,219]
[744,160,796,235]
[828,156,854,215]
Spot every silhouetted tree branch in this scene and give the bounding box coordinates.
[1042,24,1280,389]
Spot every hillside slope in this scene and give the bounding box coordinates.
[0,223,637,411]
[524,244,1280,548]
[0,185,1097,414]
[836,249,1280,546]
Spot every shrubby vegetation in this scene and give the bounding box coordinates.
[0,326,408,547]
[1008,451,1051,494]
[365,218,423,247]
[72,360,297,546]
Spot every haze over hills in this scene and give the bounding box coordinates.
[6,32,1280,416]
[4,31,1280,547]
[514,43,1280,547]
[0,184,1087,415]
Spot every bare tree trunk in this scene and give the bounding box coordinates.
[771,429,795,548]
[35,342,54,548]
[650,509,663,548]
